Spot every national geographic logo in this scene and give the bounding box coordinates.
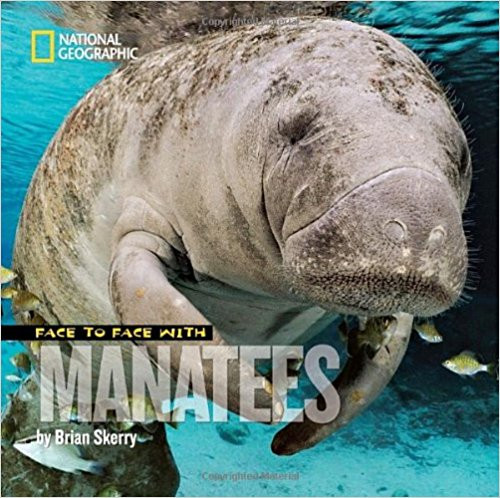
[31,30,138,63]
[31,30,55,63]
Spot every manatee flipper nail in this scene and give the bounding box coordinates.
[109,231,282,422]
[271,312,413,455]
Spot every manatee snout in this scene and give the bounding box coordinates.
[285,167,467,317]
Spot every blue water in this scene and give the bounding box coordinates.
[1,2,498,496]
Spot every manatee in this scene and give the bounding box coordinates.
[12,18,471,457]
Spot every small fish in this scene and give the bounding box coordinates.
[442,351,497,377]
[288,354,304,372]
[10,353,31,373]
[348,316,397,357]
[136,432,154,444]
[124,395,157,424]
[59,403,93,423]
[1,266,16,284]
[13,435,104,475]
[1,417,17,445]
[110,420,136,432]
[415,321,443,343]
[29,313,46,325]
[30,341,42,356]
[17,384,34,402]
[106,406,136,432]
[59,404,82,423]
[5,374,22,383]
[216,423,250,445]
[120,397,180,429]
[12,290,41,312]
[1,286,18,299]
[95,484,122,497]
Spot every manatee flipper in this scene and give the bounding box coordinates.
[110,231,283,422]
[271,312,413,455]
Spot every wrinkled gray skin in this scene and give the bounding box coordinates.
[13,19,471,459]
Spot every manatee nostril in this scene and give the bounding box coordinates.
[383,219,407,243]
[427,225,446,248]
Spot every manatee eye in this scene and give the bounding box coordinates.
[278,108,319,145]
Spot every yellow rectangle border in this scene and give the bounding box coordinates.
[31,30,55,63]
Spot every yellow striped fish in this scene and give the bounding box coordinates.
[442,351,496,377]
[414,321,443,343]
[1,266,16,284]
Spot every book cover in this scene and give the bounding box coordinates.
[1,2,498,497]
